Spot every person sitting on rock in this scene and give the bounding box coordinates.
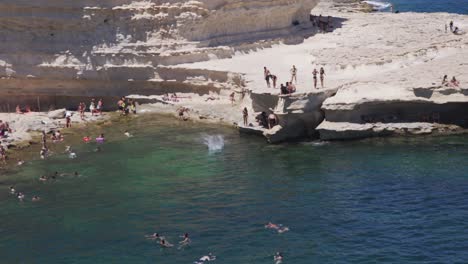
[287,82,296,94]
[177,107,190,121]
[268,112,279,129]
[255,112,269,128]
[280,83,288,95]
[442,75,448,86]
[16,105,24,114]
[450,76,460,87]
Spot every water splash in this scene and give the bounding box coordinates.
[202,134,225,153]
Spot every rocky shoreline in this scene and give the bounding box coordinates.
[0,0,467,144]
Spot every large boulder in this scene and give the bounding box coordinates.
[47,109,66,119]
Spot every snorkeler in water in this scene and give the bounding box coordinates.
[9,186,15,194]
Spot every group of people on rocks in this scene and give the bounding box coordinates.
[15,105,32,114]
[163,93,190,103]
[117,97,137,116]
[78,99,103,120]
[442,75,460,87]
[242,108,279,130]
[264,65,327,93]
[310,14,333,32]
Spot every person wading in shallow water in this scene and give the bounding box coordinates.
[312,68,318,89]
[242,107,248,126]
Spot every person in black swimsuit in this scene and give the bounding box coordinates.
[312,68,318,89]
[320,67,326,88]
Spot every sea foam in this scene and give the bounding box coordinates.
[202,134,225,153]
[364,0,392,10]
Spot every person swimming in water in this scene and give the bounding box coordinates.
[124,131,132,137]
[39,175,48,182]
[265,222,280,230]
[10,186,15,194]
[159,239,174,248]
[32,196,40,202]
[277,226,290,234]
[96,134,105,143]
[198,253,216,262]
[145,233,162,241]
[265,222,289,233]
[17,192,25,201]
[274,252,283,264]
[178,233,191,248]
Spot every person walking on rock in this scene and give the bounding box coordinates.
[312,68,318,89]
[264,67,271,88]
[271,74,277,89]
[290,65,297,84]
[320,67,326,88]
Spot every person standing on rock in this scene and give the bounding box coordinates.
[320,67,326,88]
[97,99,103,115]
[243,107,248,126]
[290,65,297,84]
[89,99,96,116]
[78,102,85,120]
[449,21,454,32]
[264,67,271,88]
[312,68,318,89]
[230,92,236,105]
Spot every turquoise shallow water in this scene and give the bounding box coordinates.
[2,114,468,263]
[372,0,468,14]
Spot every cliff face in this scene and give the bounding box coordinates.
[0,0,318,110]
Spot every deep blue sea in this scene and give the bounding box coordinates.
[367,0,468,14]
[2,114,468,263]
